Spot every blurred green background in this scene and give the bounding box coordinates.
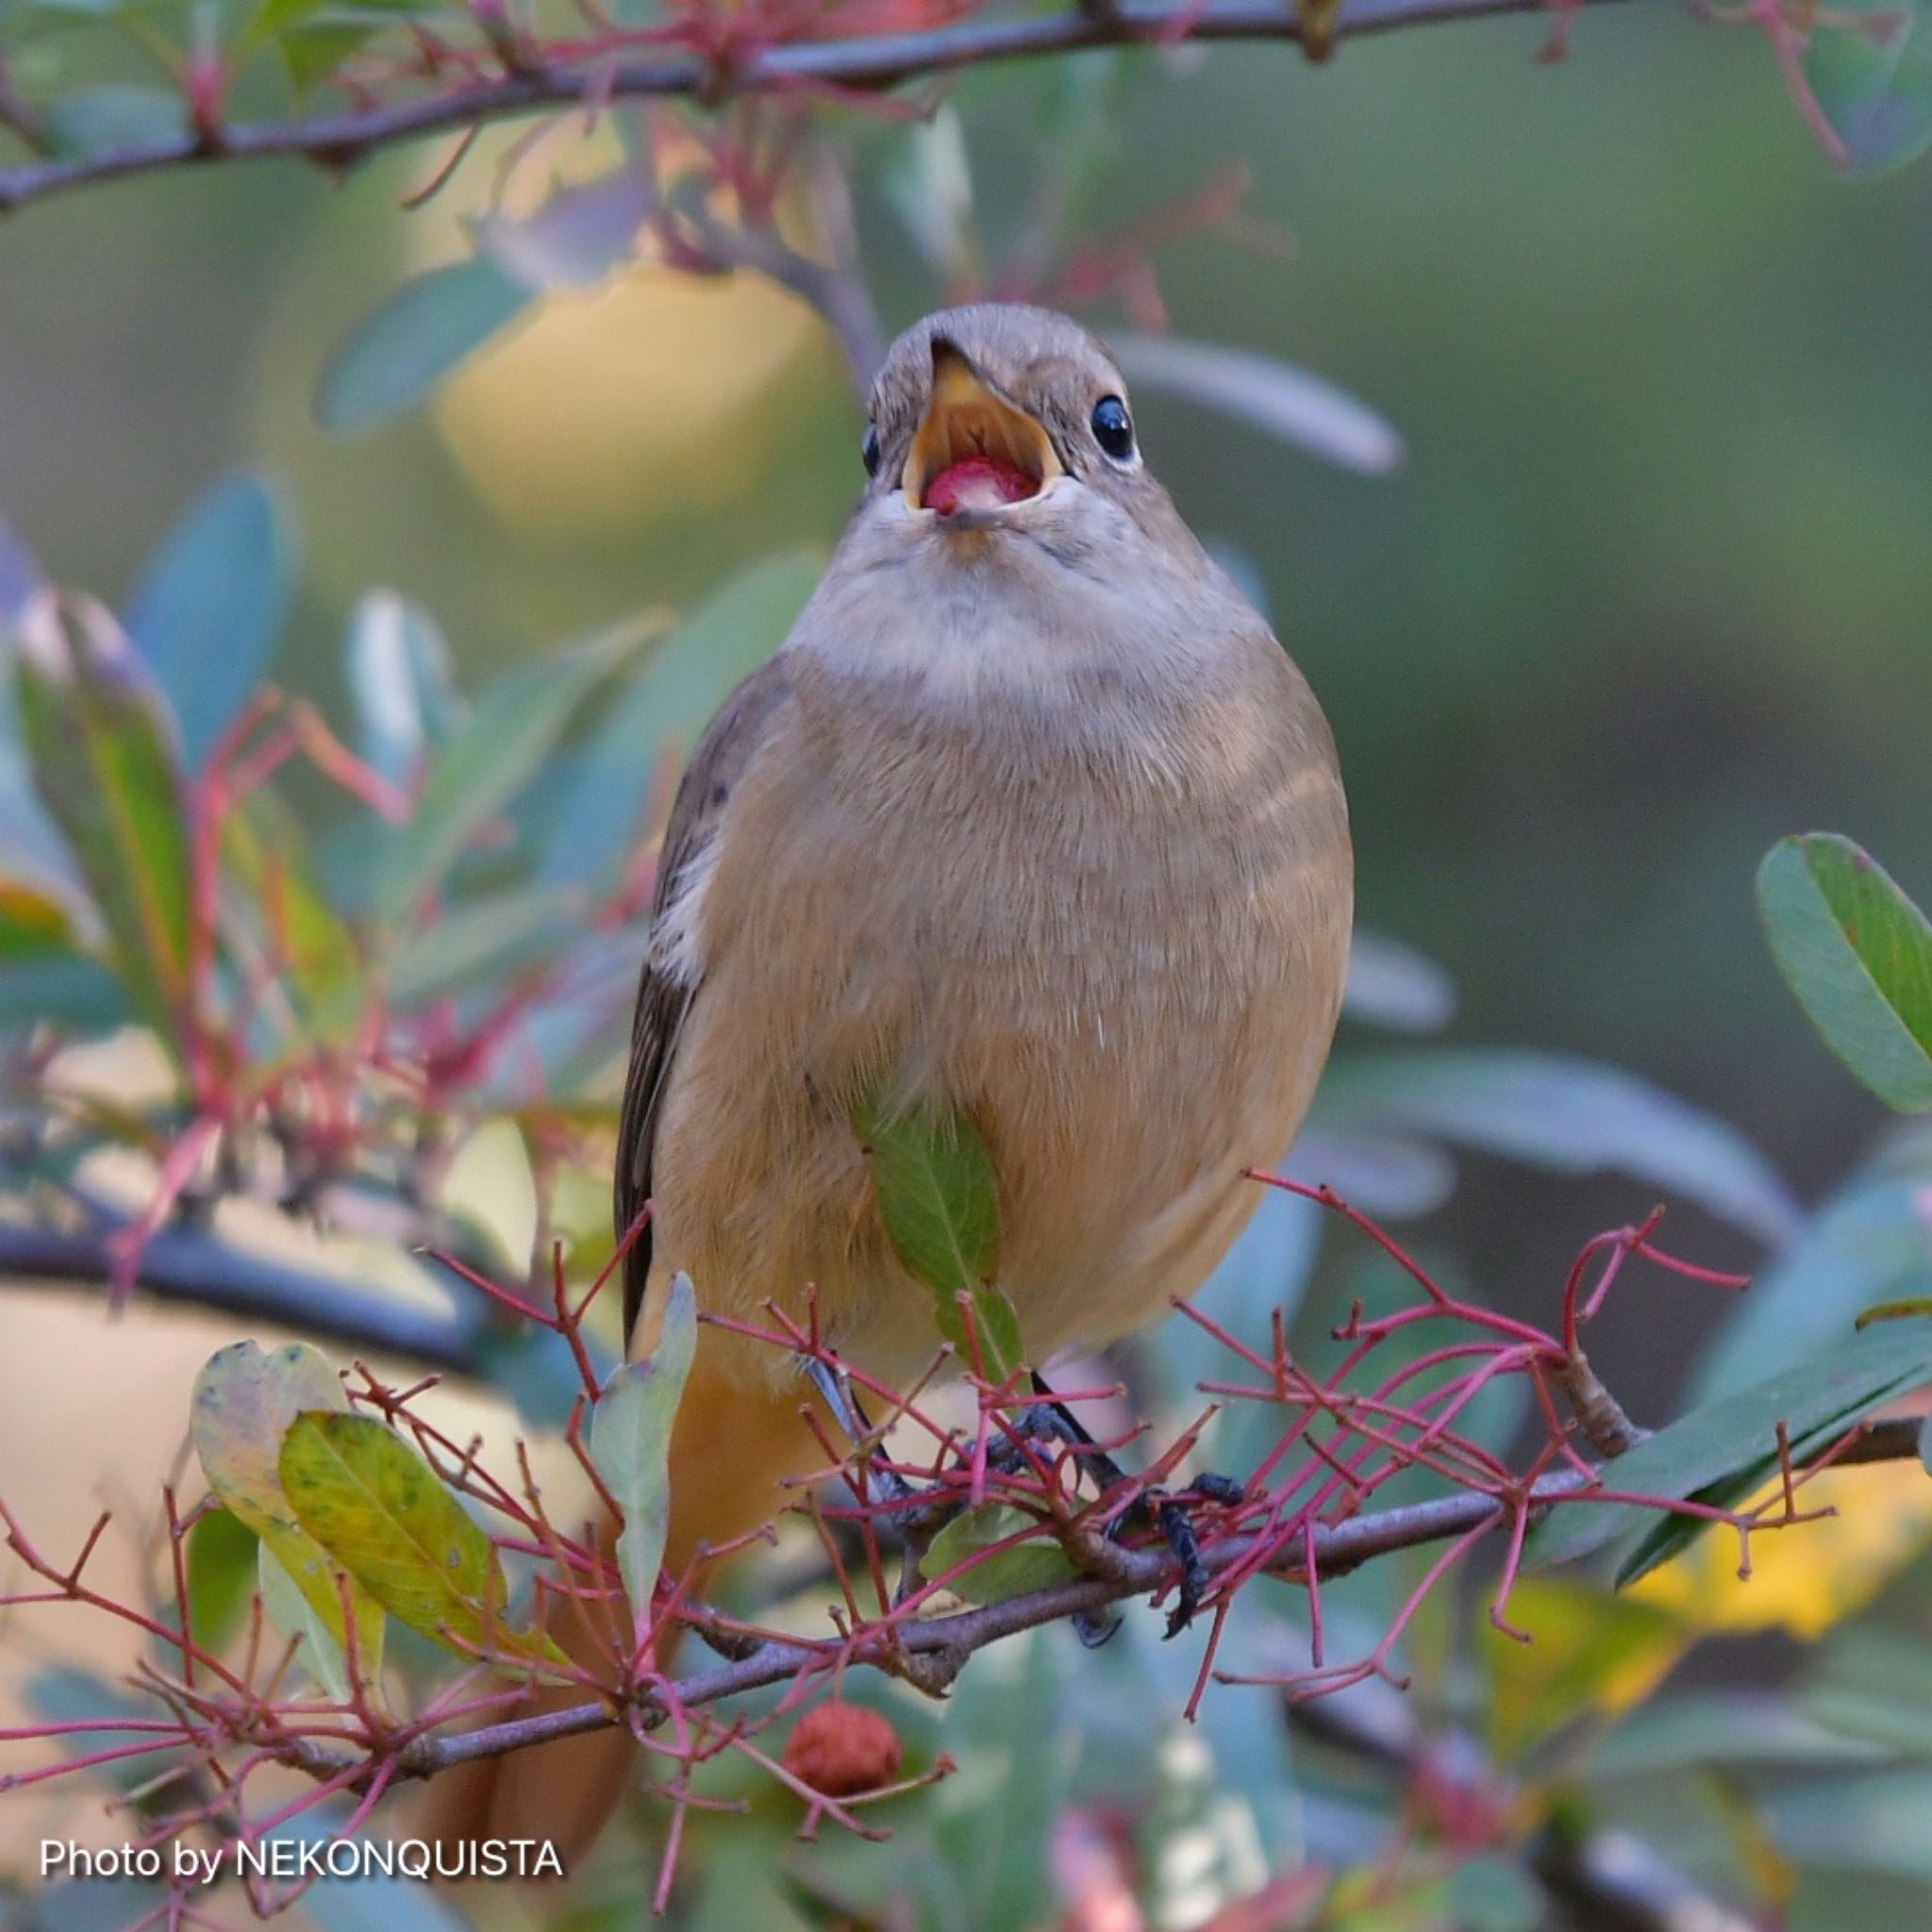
[4,4,1928,1410]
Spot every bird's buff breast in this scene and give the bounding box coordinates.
[649,658,1351,1391]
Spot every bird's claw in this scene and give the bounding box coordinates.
[1155,1474,1246,1638]
[810,1362,1241,1641]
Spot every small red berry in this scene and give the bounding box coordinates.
[782,1699,903,1798]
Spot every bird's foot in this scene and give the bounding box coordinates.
[986,1387,1133,1494]
[1150,1473,1246,1639]
[807,1360,1241,1645]
[1012,1376,1245,1645]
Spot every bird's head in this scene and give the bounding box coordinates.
[806,304,1248,698]
[853,304,1185,555]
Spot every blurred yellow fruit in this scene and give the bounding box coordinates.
[432,256,839,540]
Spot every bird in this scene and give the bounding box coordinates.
[422,301,1353,1860]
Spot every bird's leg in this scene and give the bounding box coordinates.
[1019,1373,1246,1640]
[986,1373,1134,1491]
[804,1357,916,1508]
[805,1363,1240,1641]
[1152,1474,1246,1638]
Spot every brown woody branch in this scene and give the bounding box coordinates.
[283,1417,1919,1790]
[0,1215,482,1371]
[0,0,1639,218]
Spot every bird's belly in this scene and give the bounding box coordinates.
[652,733,1349,1390]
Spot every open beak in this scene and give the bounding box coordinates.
[903,339,1064,517]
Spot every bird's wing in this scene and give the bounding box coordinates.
[616,653,794,1347]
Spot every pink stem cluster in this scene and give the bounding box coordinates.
[3,1173,1896,1922]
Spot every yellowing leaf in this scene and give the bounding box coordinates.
[189,1341,385,1690]
[258,1542,353,1703]
[0,877,75,958]
[1482,1576,1690,1764]
[279,1411,563,1674]
[1628,1457,1932,1641]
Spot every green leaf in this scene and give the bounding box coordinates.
[688,1844,818,1932]
[42,87,187,159]
[24,1667,170,1798]
[258,1541,354,1703]
[930,1631,1065,1930]
[1443,1857,1545,1932]
[1766,1769,1932,1878]
[220,791,362,1028]
[11,594,192,1041]
[1311,1048,1800,1246]
[1758,835,1932,1112]
[1525,1316,1932,1574]
[1592,1690,1889,1777]
[0,626,78,897]
[249,1,429,92]
[591,1274,698,1623]
[1803,0,1932,178]
[1857,1296,1932,1325]
[279,1410,560,1672]
[1801,1624,1932,1757]
[1112,333,1406,476]
[189,1341,385,1687]
[880,106,980,288]
[316,259,533,435]
[344,590,461,791]
[538,553,820,891]
[850,1088,1019,1376]
[1342,929,1457,1033]
[1284,1127,1457,1221]
[185,1506,258,1657]
[369,625,638,926]
[473,169,652,291]
[266,1815,473,1932]
[125,474,292,769]
[1691,1136,1932,1403]
[387,883,580,1010]
[0,953,126,1031]
[1480,1575,1685,1763]
[920,1505,1076,1605]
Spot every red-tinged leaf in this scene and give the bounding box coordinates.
[0,877,75,959]
[11,591,192,1046]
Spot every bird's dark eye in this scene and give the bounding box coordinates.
[1091,395,1134,462]
[860,425,882,477]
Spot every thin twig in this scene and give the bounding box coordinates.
[0,0,1643,218]
[242,1415,1924,1790]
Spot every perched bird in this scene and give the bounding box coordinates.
[425,302,1352,1858]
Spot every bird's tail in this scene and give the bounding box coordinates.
[414,1351,824,1865]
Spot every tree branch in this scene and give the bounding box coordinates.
[0,0,1641,218]
[290,1416,1920,1788]
[0,1218,482,1371]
